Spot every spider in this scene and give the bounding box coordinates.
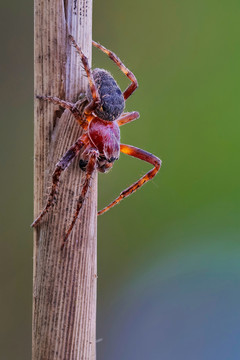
[32,35,162,248]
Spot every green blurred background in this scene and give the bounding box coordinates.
[1,0,240,359]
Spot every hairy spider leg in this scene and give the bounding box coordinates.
[92,41,138,100]
[36,95,88,129]
[98,144,161,215]
[69,35,100,114]
[31,137,85,227]
[61,149,99,249]
[117,111,140,126]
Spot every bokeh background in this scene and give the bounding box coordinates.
[1,0,240,359]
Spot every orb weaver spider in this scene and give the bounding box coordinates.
[32,35,162,248]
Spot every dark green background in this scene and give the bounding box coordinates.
[1,0,240,359]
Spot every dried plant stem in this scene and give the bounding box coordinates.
[33,1,97,359]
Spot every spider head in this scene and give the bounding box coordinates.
[87,68,125,121]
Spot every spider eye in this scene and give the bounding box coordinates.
[79,159,88,171]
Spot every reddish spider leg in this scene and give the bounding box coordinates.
[35,35,101,125]
[69,35,100,114]
[92,41,138,100]
[61,149,99,249]
[98,144,161,215]
[31,137,86,227]
[117,111,140,126]
[36,95,89,129]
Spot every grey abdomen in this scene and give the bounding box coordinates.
[87,68,125,121]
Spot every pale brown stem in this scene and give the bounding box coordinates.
[33,1,97,359]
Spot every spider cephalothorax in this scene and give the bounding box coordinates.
[88,117,120,172]
[32,35,162,248]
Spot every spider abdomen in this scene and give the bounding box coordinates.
[87,68,125,121]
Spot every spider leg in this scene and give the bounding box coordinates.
[98,144,161,215]
[69,35,100,114]
[61,148,99,249]
[116,111,140,126]
[31,137,86,227]
[36,95,88,129]
[92,41,138,100]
